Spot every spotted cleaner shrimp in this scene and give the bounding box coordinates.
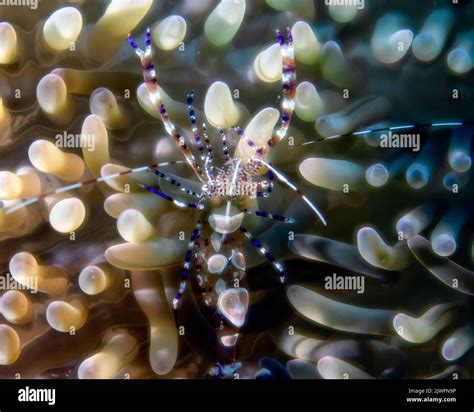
[126,27,328,377]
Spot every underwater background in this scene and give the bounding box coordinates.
[0,0,473,379]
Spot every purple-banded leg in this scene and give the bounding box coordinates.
[218,129,231,163]
[5,161,187,215]
[251,157,327,226]
[152,168,201,198]
[256,28,296,156]
[186,91,206,162]
[128,29,206,182]
[142,185,204,209]
[173,220,202,309]
[243,209,295,224]
[240,226,286,283]
[202,123,213,160]
[202,123,214,179]
[233,28,297,159]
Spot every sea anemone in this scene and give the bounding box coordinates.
[0,0,473,380]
